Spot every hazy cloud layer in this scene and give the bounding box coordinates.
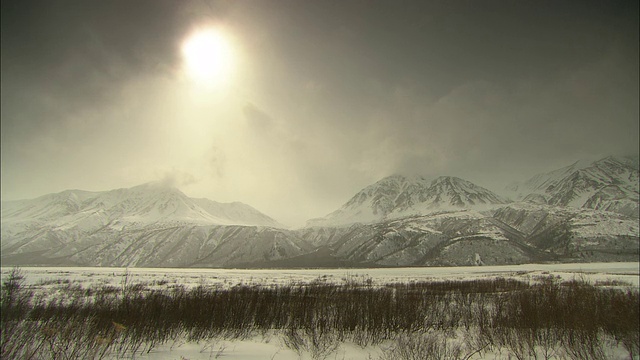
[2,0,638,226]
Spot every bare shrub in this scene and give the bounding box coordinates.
[379,332,463,360]
[1,269,637,359]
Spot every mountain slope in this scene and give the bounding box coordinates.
[191,198,283,229]
[507,156,639,217]
[1,158,638,268]
[0,183,286,264]
[307,175,509,227]
[0,223,312,267]
[492,202,639,261]
[297,204,639,267]
[1,183,284,229]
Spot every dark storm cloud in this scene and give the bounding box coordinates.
[1,1,185,158]
[258,0,637,99]
[2,1,183,96]
[263,0,639,185]
[240,0,638,157]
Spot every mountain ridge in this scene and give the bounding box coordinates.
[1,182,285,229]
[1,156,638,268]
[507,155,639,218]
[307,175,509,227]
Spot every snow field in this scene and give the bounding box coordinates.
[5,262,638,294]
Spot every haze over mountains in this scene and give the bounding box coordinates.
[1,156,638,267]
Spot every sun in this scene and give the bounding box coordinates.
[181,28,234,86]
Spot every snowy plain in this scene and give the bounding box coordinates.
[2,262,639,360]
[6,262,639,290]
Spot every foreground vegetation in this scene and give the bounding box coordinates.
[1,267,638,359]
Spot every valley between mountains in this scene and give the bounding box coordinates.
[2,156,638,267]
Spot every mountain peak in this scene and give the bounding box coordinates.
[128,181,182,193]
[1,182,284,229]
[430,175,467,185]
[307,174,507,227]
[423,176,508,208]
[507,155,639,217]
[593,155,639,171]
[382,173,430,181]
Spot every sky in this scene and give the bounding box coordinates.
[1,0,638,227]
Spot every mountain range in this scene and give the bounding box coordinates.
[1,156,638,267]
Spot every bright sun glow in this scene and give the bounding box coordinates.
[182,29,234,87]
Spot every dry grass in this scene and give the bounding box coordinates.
[1,267,638,359]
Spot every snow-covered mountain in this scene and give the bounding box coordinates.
[1,182,284,229]
[0,183,298,267]
[295,204,639,267]
[1,222,312,267]
[306,175,509,227]
[507,156,639,217]
[294,167,637,266]
[1,157,637,268]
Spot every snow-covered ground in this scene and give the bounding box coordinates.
[104,337,380,360]
[5,262,638,290]
[2,263,638,360]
